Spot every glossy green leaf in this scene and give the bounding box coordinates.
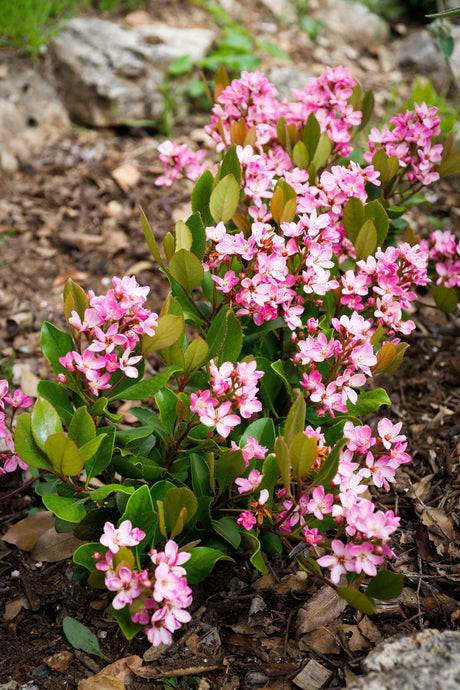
[184,337,209,374]
[206,307,242,364]
[354,219,377,261]
[212,516,241,549]
[45,433,83,476]
[141,314,184,355]
[427,7,460,18]
[290,432,317,478]
[259,453,280,503]
[175,220,193,252]
[63,279,88,326]
[358,89,375,131]
[271,359,294,398]
[215,450,246,493]
[14,413,52,471]
[191,169,214,227]
[40,321,75,377]
[183,546,234,584]
[73,542,101,571]
[372,149,389,185]
[111,606,143,641]
[84,426,115,481]
[79,434,105,464]
[365,199,389,247]
[121,484,157,557]
[68,406,95,447]
[163,232,175,261]
[284,394,306,446]
[433,285,458,312]
[240,531,268,574]
[302,112,321,159]
[343,197,365,244]
[186,212,207,261]
[274,436,291,491]
[209,174,240,224]
[165,487,198,532]
[42,495,87,523]
[240,417,276,453]
[337,587,377,615]
[169,249,204,294]
[110,364,182,401]
[311,437,347,489]
[63,616,109,660]
[347,388,391,416]
[36,381,74,427]
[312,132,331,168]
[89,484,136,501]
[220,145,242,185]
[31,396,63,453]
[155,387,179,436]
[366,570,403,600]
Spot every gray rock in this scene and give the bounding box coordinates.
[266,66,314,100]
[395,29,450,90]
[346,629,460,690]
[49,17,214,127]
[312,0,390,50]
[0,65,70,171]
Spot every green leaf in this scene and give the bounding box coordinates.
[438,34,455,58]
[79,434,105,464]
[191,453,211,498]
[302,112,321,159]
[175,220,193,252]
[358,89,375,132]
[260,531,283,555]
[155,388,179,436]
[140,206,164,268]
[168,53,192,75]
[14,413,52,471]
[312,132,331,168]
[240,417,276,453]
[165,487,198,533]
[184,337,209,374]
[63,279,88,325]
[186,212,207,261]
[427,7,460,18]
[215,450,246,493]
[110,364,182,400]
[212,516,241,548]
[290,432,317,478]
[206,307,242,364]
[293,140,310,169]
[240,531,268,574]
[439,150,460,178]
[45,433,83,476]
[433,285,458,313]
[355,219,377,261]
[347,388,391,416]
[89,484,135,501]
[63,616,109,660]
[169,249,204,294]
[40,321,75,377]
[73,542,101,571]
[36,381,74,427]
[259,453,280,503]
[84,426,115,481]
[68,406,95,447]
[121,484,157,557]
[343,197,365,244]
[311,437,347,489]
[284,394,306,446]
[184,546,234,584]
[191,169,214,227]
[111,605,143,640]
[220,145,242,185]
[141,315,184,355]
[337,587,377,615]
[271,359,294,398]
[366,570,403,600]
[365,200,389,247]
[31,396,63,452]
[209,174,240,224]
[42,495,87,523]
[274,436,291,491]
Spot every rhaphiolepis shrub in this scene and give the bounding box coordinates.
[2,66,460,648]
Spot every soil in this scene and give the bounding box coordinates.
[0,1,460,689]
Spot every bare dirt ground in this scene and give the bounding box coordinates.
[0,1,459,688]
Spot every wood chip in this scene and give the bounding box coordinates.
[292,659,332,689]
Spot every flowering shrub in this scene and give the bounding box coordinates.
[5,67,460,646]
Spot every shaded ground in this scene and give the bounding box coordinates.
[0,1,460,688]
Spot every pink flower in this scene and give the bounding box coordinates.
[317,539,356,584]
[153,562,182,602]
[105,566,143,609]
[306,486,334,520]
[235,469,263,494]
[100,520,146,553]
[237,511,257,530]
[200,401,241,438]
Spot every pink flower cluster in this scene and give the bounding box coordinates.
[96,520,192,647]
[58,276,158,397]
[422,229,460,290]
[0,380,33,474]
[365,102,442,186]
[154,140,207,187]
[190,359,263,438]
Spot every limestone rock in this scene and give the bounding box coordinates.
[346,629,460,690]
[312,0,390,50]
[49,17,214,127]
[0,66,70,171]
[266,66,313,100]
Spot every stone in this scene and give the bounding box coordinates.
[312,0,390,50]
[345,629,460,690]
[394,30,450,91]
[266,66,314,100]
[49,18,214,127]
[0,66,70,171]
